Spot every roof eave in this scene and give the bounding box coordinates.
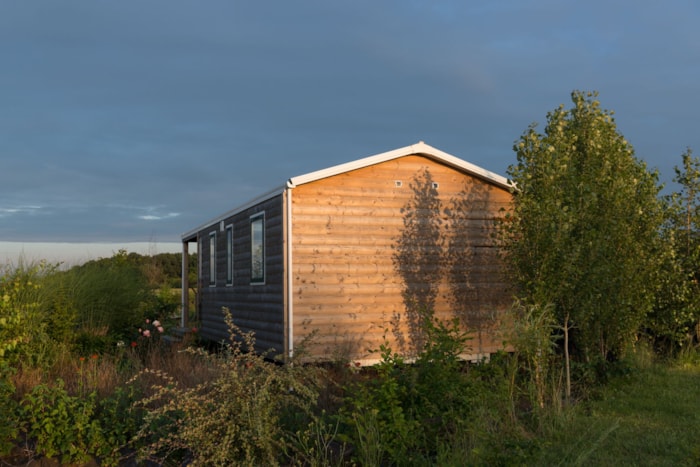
[181,184,287,241]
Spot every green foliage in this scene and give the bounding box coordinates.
[49,250,152,342]
[133,308,320,466]
[340,316,499,465]
[0,260,55,366]
[19,380,103,464]
[96,385,143,466]
[0,362,19,456]
[342,341,417,465]
[507,302,560,411]
[650,148,700,352]
[503,90,665,363]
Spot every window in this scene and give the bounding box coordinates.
[226,224,233,286]
[250,213,265,284]
[209,231,216,286]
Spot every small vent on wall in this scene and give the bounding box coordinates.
[395,180,403,188]
[432,182,439,189]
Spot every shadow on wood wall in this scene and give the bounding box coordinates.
[392,168,504,356]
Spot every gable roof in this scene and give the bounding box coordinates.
[182,141,511,241]
[287,141,511,190]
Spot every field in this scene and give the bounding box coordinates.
[534,359,700,466]
[1,254,699,465]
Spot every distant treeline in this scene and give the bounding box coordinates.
[73,250,197,289]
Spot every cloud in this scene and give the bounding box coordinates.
[139,213,181,221]
[0,0,697,245]
[0,205,44,217]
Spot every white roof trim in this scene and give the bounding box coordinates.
[287,141,511,190]
[181,184,286,241]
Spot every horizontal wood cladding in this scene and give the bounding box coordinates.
[291,154,512,362]
[197,194,285,354]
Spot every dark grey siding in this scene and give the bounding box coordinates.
[198,194,285,354]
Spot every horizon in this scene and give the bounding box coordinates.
[0,241,185,268]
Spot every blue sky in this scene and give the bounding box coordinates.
[1,1,699,261]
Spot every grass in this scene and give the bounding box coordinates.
[533,360,700,466]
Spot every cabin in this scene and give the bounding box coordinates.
[180,142,513,365]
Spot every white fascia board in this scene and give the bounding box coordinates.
[181,184,286,241]
[287,141,512,190]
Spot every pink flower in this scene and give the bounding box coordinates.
[146,319,150,324]
[142,329,151,337]
[157,326,164,333]
[152,320,161,327]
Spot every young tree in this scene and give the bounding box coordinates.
[502,91,665,363]
[650,149,700,352]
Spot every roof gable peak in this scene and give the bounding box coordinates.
[287,141,510,190]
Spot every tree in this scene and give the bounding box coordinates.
[502,91,665,363]
[649,148,700,351]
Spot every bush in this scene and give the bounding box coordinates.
[19,380,102,464]
[52,253,151,341]
[340,316,487,465]
[0,362,19,456]
[133,308,320,466]
[0,260,56,367]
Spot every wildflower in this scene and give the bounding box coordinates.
[131,341,137,348]
[91,354,98,360]
[157,326,164,333]
[191,327,198,333]
[143,329,151,338]
[146,319,150,324]
[116,340,125,347]
[79,356,85,361]
[152,320,161,327]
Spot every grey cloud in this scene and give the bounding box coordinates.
[0,0,698,244]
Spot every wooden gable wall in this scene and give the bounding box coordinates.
[290,154,512,363]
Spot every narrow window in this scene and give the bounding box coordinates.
[225,224,234,286]
[209,231,216,286]
[250,213,265,284]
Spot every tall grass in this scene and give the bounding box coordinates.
[533,361,700,466]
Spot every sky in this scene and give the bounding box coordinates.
[1,1,699,264]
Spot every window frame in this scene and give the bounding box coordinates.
[250,212,265,285]
[225,224,234,286]
[208,231,217,287]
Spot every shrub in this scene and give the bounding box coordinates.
[0,260,54,366]
[340,316,480,465]
[0,362,19,456]
[19,380,103,464]
[50,251,151,342]
[133,308,320,466]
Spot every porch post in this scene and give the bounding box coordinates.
[181,241,189,329]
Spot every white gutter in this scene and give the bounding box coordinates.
[285,183,294,360]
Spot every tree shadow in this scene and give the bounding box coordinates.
[392,167,508,357]
[444,179,503,354]
[391,169,444,356]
